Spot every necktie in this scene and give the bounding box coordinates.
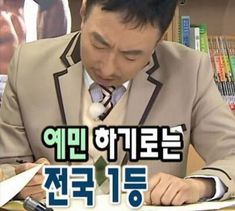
[89,83,126,187]
[89,83,126,120]
[99,85,115,120]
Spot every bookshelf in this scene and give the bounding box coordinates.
[178,0,235,116]
[179,0,235,36]
[173,0,235,174]
[166,0,235,39]
[166,0,235,116]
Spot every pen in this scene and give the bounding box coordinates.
[15,159,28,164]
[23,197,54,211]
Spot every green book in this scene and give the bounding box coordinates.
[199,24,209,54]
[225,37,235,81]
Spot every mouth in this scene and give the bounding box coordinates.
[95,75,115,86]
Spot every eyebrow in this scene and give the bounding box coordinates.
[92,31,144,56]
[120,49,144,56]
[92,32,111,47]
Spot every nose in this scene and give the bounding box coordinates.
[100,52,117,78]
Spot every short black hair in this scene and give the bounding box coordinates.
[85,0,178,35]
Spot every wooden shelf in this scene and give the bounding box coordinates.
[179,0,235,36]
[178,1,235,173]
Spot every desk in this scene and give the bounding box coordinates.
[2,196,235,211]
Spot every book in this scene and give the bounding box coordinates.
[180,16,190,47]
[209,36,226,82]
[208,36,219,81]
[225,37,235,81]
[219,36,233,81]
[199,24,209,54]
[190,26,200,51]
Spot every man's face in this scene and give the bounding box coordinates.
[80,5,161,87]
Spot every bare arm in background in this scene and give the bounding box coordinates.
[0,0,26,74]
[34,0,71,39]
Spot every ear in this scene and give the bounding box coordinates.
[153,35,163,51]
[80,0,87,24]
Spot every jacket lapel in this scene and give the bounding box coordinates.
[125,51,163,126]
[53,32,83,125]
[121,51,163,166]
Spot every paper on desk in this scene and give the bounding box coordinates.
[53,194,235,211]
[0,164,43,207]
[143,199,235,211]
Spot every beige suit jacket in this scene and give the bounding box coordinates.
[0,32,235,200]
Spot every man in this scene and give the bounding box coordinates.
[1,0,235,206]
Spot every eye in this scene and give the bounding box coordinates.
[92,44,106,50]
[124,56,137,62]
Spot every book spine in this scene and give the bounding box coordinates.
[180,16,190,47]
[219,36,233,81]
[214,36,226,81]
[225,37,235,81]
[199,24,209,54]
[190,26,200,51]
[208,36,220,81]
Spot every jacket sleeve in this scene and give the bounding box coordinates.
[0,45,34,164]
[190,53,235,200]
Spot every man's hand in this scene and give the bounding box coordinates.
[144,172,215,206]
[15,158,50,200]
